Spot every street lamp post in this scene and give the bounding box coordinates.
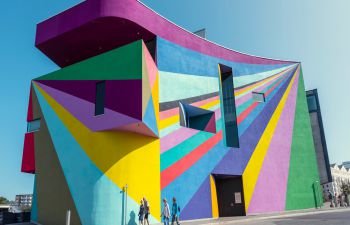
[124,184,128,225]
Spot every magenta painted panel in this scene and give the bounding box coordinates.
[27,86,33,122]
[22,132,35,174]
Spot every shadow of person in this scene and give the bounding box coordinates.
[128,210,137,225]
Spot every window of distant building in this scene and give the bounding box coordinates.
[218,64,239,148]
[95,81,106,116]
[307,95,318,111]
[27,119,41,133]
[252,91,266,103]
[179,101,216,133]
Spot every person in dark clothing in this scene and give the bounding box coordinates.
[138,199,145,225]
[143,197,150,225]
[171,197,180,225]
[328,191,334,207]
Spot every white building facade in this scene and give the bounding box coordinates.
[322,164,350,199]
[15,194,33,208]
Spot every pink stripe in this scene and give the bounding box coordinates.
[160,69,292,153]
[160,70,288,120]
[160,108,221,153]
[160,95,219,120]
[235,74,283,107]
[161,129,199,153]
[247,68,300,213]
[160,72,290,152]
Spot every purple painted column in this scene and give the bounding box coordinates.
[247,68,300,213]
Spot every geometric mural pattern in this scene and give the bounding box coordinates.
[22,0,322,224]
[157,38,321,220]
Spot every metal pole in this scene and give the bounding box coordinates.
[66,209,71,225]
[315,181,321,208]
[125,184,128,225]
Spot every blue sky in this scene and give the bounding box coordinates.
[1,0,349,200]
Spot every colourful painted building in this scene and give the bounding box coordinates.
[21,0,323,224]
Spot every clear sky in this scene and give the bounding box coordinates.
[1,0,349,201]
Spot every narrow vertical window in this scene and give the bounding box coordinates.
[95,81,105,116]
[219,64,239,148]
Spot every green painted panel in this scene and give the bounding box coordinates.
[285,68,322,210]
[35,40,143,80]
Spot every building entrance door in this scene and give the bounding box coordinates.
[214,175,246,217]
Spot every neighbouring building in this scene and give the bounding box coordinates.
[322,164,350,199]
[15,195,32,208]
[21,0,326,224]
[342,161,350,169]
[306,89,332,185]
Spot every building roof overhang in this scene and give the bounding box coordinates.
[36,0,297,67]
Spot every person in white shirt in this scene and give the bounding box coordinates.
[161,198,170,225]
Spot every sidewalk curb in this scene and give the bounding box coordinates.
[220,208,350,224]
[180,207,350,225]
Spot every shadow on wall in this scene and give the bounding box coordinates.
[128,211,137,225]
[120,191,138,225]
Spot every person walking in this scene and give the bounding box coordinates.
[161,198,170,225]
[138,199,145,225]
[143,197,150,225]
[171,197,180,225]
[335,193,338,207]
[328,191,334,207]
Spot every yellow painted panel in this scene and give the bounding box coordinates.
[210,175,219,218]
[35,84,161,221]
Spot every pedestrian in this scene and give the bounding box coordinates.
[328,191,334,207]
[339,194,343,207]
[143,197,150,225]
[161,198,170,225]
[171,197,180,225]
[335,193,338,207]
[138,199,145,225]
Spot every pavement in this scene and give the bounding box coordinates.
[182,206,350,225]
[8,206,350,225]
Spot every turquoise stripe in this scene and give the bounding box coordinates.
[160,69,291,171]
[161,120,222,171]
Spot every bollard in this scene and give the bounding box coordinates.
[66,210,71,225]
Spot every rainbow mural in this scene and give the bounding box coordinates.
[21,0,322,224]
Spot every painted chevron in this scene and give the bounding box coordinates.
[22,0,322,224]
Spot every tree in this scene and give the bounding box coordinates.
[0,196,9,204]
[340,181,350,206]
[20,205,32,212]
[340,182,350,196]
